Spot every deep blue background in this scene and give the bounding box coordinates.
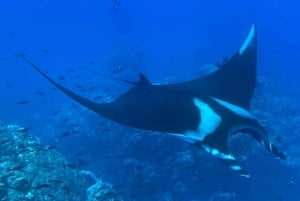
[1,0,300,200]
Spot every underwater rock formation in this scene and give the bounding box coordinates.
[87,179,123,201]
[0,121,123,201]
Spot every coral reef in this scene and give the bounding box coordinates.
[87,179,123,201]
[0,121,123,201]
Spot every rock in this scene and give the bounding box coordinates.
[0,121,124,201]
[209,190,237,201]
[87,179,124,201]
[7,174,30,192]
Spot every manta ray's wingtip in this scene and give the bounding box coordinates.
[239,24,257,55]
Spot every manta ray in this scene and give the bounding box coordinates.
[20,25,285,177]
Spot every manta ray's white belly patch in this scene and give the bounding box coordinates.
[184,98,221,141]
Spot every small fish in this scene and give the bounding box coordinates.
[79,89,89,93]
[88,60,95,64]
[75,158,88,167]
[8,164,26,171]
[93,95,103,100]
[114,184,124,189]
[63,163,76,169]
[0,139,10,144]
[52,110,60,115]
[18,148,30,154]
[71,130,80,135]
[62,117,70,123]
[89,86,96,91]
[43,145,57,150]
[42,48,48,54]
[59,131,71,138]
[8,31,16,36]
[67,68,76,72]
[275,195,283,201]
[5,81,13,88]
[70,123,81,127]
[63,159,88,169]
[60,130,80,138]
[17,100,30,105]
[32,183,51,189]
[36,91,46,96]
[111,64,123,74]
[75,84,83,89]
[84,133,91,138]
[17,127,29,133]
[113,0,120,10]
[288,177,295,188]
[47,194,56,199]
[49,179,64,184]
[57,75,65,80]
[168,55,175,61]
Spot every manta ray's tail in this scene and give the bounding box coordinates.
[19,55,104,115]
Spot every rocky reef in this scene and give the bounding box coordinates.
[0,121,123,201]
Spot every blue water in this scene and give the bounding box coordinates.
[1,0,300,200]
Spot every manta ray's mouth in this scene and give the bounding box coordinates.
[226,124,286,174]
